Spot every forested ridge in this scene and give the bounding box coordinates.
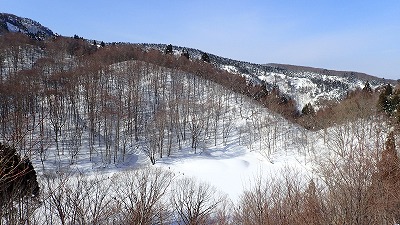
[1,18,400,224]
[0,32,303,163]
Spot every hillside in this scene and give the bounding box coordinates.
[1,13,400,224]
[138,43,394,111]
[0,13,54,40]
[267,63,396,83]
[0,12,393,112]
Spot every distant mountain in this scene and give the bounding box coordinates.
[0,13,54,40]
[266,63,394,84]
[0,13,394,111]
[138,44,394,110]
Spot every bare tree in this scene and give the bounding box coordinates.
[189,114,204,153]
[39,172,120,224]
[114,167,174,225]
[234,174,273,225]
[171,177,226,225]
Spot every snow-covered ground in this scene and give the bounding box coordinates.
[29,99,315,204]
[1,54,388,206]
[12,59,328,206]
[0,34,395,224]
[155,139,310,203]
[23,61,315,203]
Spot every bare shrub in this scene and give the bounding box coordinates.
[171,177,227,225]
[114,167,174,225]
[39,172,120,224]
[234,168,326,225]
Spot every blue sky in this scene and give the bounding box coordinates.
[1,0,399,80]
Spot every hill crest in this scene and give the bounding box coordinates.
[0,13,54,40]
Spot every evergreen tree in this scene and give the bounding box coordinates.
[378,84,396,115]
[165,44,173,54]
[397,104,400,123]
[367,130,400,222]
[378,91,389,113]
[0,143,39,208]
[201,52,210,63]
[382,131,397,161]
[385,85,400,119]
[384,84,393,96]
[373,131,400,221]
[362,81,373,93]
[182,49,190,59]
[377,130,399,187]
[302,103,315,115]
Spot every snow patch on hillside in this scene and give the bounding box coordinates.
[222,65,239,74]
[6,22,20,32]
[156,147,310,202]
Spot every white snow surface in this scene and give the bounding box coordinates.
[221,65,239,74]
[218,63,384,111]
[155,144,309,202]
[134,44,389,111]
[3,52,389,206]
[6,22,20,33]
[26,59,315,202]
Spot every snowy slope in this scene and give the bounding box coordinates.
[218,62,392,110]
[139,43,393,111]
[0,55,314,202]
[0,12,392,111]
[156,146,310,202]
[0,37,388,203]
[1,14,397,224]
[0,13,54,39]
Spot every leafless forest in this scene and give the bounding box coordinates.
[1,33,400,224]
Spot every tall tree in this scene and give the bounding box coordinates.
[0,143,39,222]
[302,103,315,115]
[181,49,190,59]
[378,84,395,114]
[201,52,210,63]
[362,81,373,93]
[369,131,400,223]
[165,44,173,54]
